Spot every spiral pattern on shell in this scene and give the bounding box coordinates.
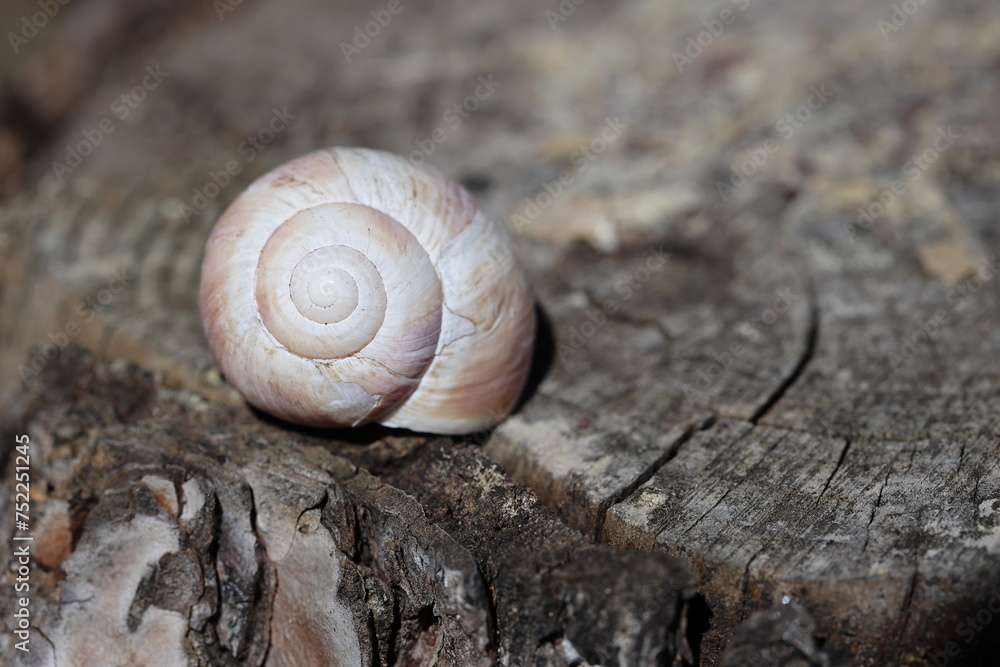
[198,147,536,434]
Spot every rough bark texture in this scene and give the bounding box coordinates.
[2,0,1000,665]
[1,348,695,666]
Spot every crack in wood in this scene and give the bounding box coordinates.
[682,486,736,536]
[895,567,920,648]
[594,415,716,541]
[862,471,891,553]
[818,437,852,502]
[749,289,819,425]
[737,550,763,622]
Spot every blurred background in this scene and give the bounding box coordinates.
[3,0,996,409]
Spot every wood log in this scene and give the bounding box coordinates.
[2,0,1000,664]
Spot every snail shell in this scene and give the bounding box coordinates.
[198,147,535,434]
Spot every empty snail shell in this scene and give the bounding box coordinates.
[198,147,536,434]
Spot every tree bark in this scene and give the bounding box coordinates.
[1,348,695,665]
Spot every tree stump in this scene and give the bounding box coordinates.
[2,0,999,665]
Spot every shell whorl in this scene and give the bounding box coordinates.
[199,147,535,434]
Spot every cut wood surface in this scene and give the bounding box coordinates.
[1,0,1000,665]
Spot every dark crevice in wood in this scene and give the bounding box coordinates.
[68,494,100,551]
[749,288,819,425]
[682,486,735,537]
[367,609,382,667]
[895,567,919,651]
[33,626,57,661]
[350,500,371,572]
[594,414,716,541]
[198,490,228,665]
[684,594,713,666]
[239,482,275,663]
[862,471,890,553]
[296,488,330,532]
[818,438,852,502]
[385,588,403,667]
[480,564,500,659]
[737,550,763,623]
